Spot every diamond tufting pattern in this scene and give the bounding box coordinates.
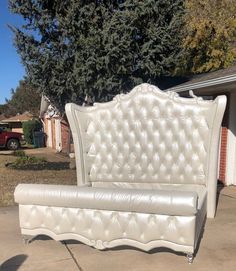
[19,204,196,247]
[75,84,215,186]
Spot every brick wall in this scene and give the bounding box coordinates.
[61,118,70,152]
[43,115,71,153]
[51,118,56,149]
[218,93,229,184]
[219,127,228,184]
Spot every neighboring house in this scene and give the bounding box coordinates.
[40,96,71,153]
[166,65,236,186]
[1,112,33,133]
[0,114,6,127]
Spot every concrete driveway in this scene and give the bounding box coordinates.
[0,186,236,271]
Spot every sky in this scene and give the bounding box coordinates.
[0,0,25,104]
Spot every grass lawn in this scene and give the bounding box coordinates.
[0,148,77,207]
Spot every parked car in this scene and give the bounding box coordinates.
[0,128,24,150]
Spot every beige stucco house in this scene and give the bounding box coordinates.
[1,112,33,133]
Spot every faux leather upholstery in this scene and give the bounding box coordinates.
[19,205,196,252]
[67,83,226,218]
[15,184,198,216]
[15,83,226,259]
[73,86,215,186]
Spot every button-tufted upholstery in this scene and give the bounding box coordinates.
[19,204,197,251]
[80,89,211,186]
[15,83,226,262]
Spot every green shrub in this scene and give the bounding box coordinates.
[8,155,47,169]
[22,119,42,144]
[13,150,26,157]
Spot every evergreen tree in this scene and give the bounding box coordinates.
[9,0,184,109]
[178,0,236,75]
[3,79,41,116]
[0,104,8,115]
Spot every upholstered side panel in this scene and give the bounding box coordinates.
[19,204,196,253]
[66,83,222,186]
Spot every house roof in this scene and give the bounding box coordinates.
[0,114,6,121]
[167,65,236,93]
[1,112,34,123]
[0,114,6,125]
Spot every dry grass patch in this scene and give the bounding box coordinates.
[0,149,77,207]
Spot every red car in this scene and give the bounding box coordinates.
[0,128,24,150]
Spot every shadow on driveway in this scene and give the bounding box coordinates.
[0,254,28,271]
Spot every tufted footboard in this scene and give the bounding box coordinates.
[15,184,206,255]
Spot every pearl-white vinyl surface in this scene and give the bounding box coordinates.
[19,204,197,252]
[81,90,211,185]
[15,184,198,216]
[15,83,226,259]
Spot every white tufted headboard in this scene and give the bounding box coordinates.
[66,84,226,196]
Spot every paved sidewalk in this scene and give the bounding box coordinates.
[0,187,236,271]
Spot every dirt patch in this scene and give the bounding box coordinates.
[0,148,77,207]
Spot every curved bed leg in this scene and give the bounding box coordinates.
[22,235,33,245]
[186,253,194,264]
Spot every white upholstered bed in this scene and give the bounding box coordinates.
[15,83,226,263]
